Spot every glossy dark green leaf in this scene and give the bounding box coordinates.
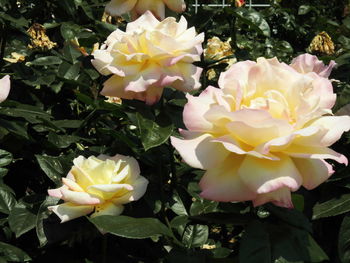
[0,242,31,262]
[30,56,63,66]
[339,214,350,263]
[182,224,209,248]
[0,186,16,214]
[36,196,59,246]
[35,155,68,184]
[8,202,37,238]
[233,8,271,37]
[136,112,174,151]
[0,150,12,168]
[89,215,172,239]
[312,193,350,219]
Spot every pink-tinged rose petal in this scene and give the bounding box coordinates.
[294,116,350,147]
[293,158,334,190]
[163,0,186,12]
[0,75,10,103]
[48,186,67,199]
[253,187,294,208]
[238,155,302,194]
[105,0,137,16]
[60,189,101,205]
[128,176,149,201]
[90,202,124,218]
[183,86,223,132]
[199,155,257,202]
[290,53,336,78]
[48,203,94,223]
[62,178,84,192]
[171,133,230,170]
[282,145,348,165]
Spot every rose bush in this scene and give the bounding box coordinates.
[0,75,10,103]
[105,0,186,20]
[92,11,204,105]
[48,155,148,222]
[171,54,350,208]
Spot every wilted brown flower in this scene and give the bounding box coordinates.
[3,52,26,63]
[101,12,125,25]
[27,23,57,50]
[308,31,335,55]
[105,96,122,105]
[204,36,236,80]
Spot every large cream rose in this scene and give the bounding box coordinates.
[48,155,148,222]
[92,11,204,105]
[171,54,350,208]
[105,0,186,20]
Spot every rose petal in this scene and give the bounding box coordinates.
[238,155,302,194]
[0,75,11,103]
[199,154,257,202]
[171,133,230,169]
[252,187,294,208]
[105,0,137,16]
[48,203,94,223]
[293,158,334,190]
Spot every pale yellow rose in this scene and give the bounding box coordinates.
[105,0,186,20]
[48,155,148,222]
[92,11,204,105]
[171,55,350,208]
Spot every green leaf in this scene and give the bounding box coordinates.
[266,204,312,232]
[0,242,31,262]
[190,200,218,216]
[0,187,16,214]
[36,196,59,246]
[170,192,188,216]
[136,112,174,151]
[8,202,37,238]
[0,150,12,168]
[232,8,271,37]
[89,215,172,239]
[298,5,312,15]
[0,119,29,139]
[312,193,350,219]
[0,103,51,124]
[239,221,271,263]
[47,132,81,148]
[182,224,209,248]
[30,56,63,66]
[35,155,69,184]
[339,214,350,263]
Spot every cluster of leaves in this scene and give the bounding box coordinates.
[0,0,349,262]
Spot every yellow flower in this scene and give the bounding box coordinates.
[48,155,148,222]
[308,31,335,55]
